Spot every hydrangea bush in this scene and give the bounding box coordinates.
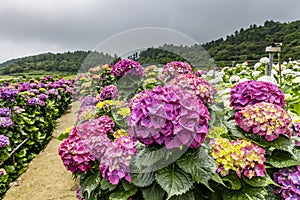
[0,76,73,197]
[58,59,300,200]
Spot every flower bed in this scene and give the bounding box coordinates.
[0,76,73,197]
[59,59,300,200]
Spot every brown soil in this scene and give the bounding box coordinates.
[3,104,78,200]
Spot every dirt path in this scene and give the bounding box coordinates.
[3,104,78,200]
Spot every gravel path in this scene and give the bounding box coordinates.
[3,104,78,200]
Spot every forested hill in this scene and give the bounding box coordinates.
[202,20,300,63]
[0,51,115,75]
[1,20,299,76]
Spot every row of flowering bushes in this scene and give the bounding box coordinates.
[0,76,73,197]
[59,58,300,200]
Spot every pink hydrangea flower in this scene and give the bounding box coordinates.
[235,102,293,141]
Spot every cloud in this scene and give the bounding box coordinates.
[0,0,300,62]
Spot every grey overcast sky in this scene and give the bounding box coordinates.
[0,0,300,63]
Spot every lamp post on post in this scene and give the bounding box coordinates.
[265,43,282,85]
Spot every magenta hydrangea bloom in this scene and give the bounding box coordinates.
[235,102,294,141]
[58,127,96,173]
[58,129,95,173]
[127,85,210,149]
[168,74,217,105]
[274,166,300,200]
[96,85,120,101]
[230,80,285,110]
[0,135,10,148]
[76,116,115,159]
[111,59,145,78]
[100,136,136,185]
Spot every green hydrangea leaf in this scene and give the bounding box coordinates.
[266,150,300,168]
[242,173,277,187]
[81,173,101,200]
[169,190,195,200]
[176,148,217,191]
[155,164,193,200]
[142,184,165,200]
[222,186,268,200]
[222,173,241,190]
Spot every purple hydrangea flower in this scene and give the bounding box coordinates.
[96,85,120,101]
[0,117,14,128]
[27,98,39,106]
[100,136,136,185]
[230,80,285,110]
[168,74,217,105]
[80,96,97,108]
[127,85,210,149]
[38,94,49,101]
[274,166,300,199]
[111,59,145,78]
[0,88,18,101]
[235,102,293,141]
[0,135,10,148]
[0,107,12,117]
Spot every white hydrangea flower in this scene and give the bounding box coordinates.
[283,62,288,65]
[254,62,262,70]
[239,70,248,75]
[209,76,223,84]
[284,94,292,101]
[292,65,300,70]
[252,71,261,77]
[292,77,300,84]
[238,78,249,83]
[229,75,240,83]
[273,64,279,71]
[281,69,293,75]
[206,70,214,77]
[217,88,231,96]
[257,75,277,85]
[260,57,269,64]
[271,69,278,76]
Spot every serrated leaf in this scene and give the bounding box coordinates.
[222,186,268,200]
[222,173,241,190]
[100,179,117,191]
[81,173,101,200]
[242,173,277,187]
[109,187,137,200]
[176,148,216,190]
[142,184,165,200]
[155,164,193,200]
[133,146,186,173]
[121,180,136,191]
[169,190,195,200]
[131,171,155,187]
[255,135,296,158]
[224,120,246,139]
[266,150,300,168]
